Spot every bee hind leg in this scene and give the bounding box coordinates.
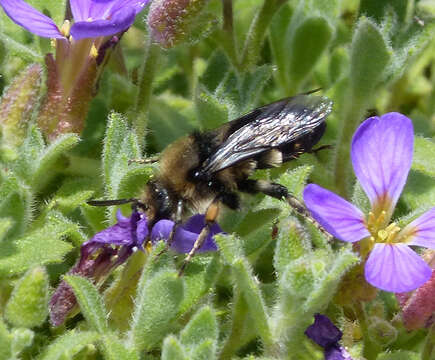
[238,179,333,241]
[178,200,220,276]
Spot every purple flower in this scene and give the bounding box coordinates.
[151,214,220,253]
[49,210,220,325]
[305,314,353,360]
[303,113,435,293]
[0,0,149,39]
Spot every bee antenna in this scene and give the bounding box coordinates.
[303,88,323,95]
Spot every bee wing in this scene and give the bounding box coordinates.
[201,95,333,173]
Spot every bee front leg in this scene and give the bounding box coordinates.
[178,200,220,276]
[238,179,333,242]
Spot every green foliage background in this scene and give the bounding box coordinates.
[0,0,434,359]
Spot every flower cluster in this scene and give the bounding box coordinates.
[304,113,435,293]
[49,209,221,326]
[0,0,150,139]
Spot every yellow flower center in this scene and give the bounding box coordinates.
[360,211,402,257]
[60,20,71,37]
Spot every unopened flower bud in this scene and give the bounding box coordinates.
[147,0,209,48]
[0,64,42,152]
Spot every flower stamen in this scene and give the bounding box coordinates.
[60,20,71,37]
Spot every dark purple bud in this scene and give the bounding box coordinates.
[305,314,353,360]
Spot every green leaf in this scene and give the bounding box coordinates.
[350,18,391,101]
[0,216,74,277]
[28,0,67,28]
[195,87,229,130]
[162,335,187,360]
[0,218,12,243]
[402,171,435,211]
[5,266,49,328]
[39,331,100,360]
[199,50,230,92]
[413,137,435,177]
[359,0,412,23]
[180,255,220,315]
[376,350,420,360]
[129,270,184,352]
[180,306,218,348]
[64,275,108,334]
[32,134,80,192]
[303,248,360,312]
[100,334,139,360]
[103,112,141,198]
[190,339,216,360]
[10,328,33,357]
[288,16,333,91]
[0,319,12,360]
[213,233,243,265]
[239,65,273,112]
[50,177,96,214]
[232,258,273,347]
[274,217,309,274]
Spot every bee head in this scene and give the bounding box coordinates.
[142,179,174,224]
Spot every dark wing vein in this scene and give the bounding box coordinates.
[201,94,332,173]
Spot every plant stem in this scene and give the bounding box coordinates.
[134,37,160,149]
[354,301,381,360]
[422,322,435,360]
[239,0,286,69]
[215,0,239,70]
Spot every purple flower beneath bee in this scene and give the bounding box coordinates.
[49,209,221,326]
[0,0,150,39]
[305,314,353,360]
[303,113,435,293]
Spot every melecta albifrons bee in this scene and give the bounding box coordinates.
[89,92,333,273]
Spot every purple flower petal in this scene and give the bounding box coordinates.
[351,113,413,216]
[0,0,64,38]
[70,6,136,39]
[365,243,432,292]
[401,207,435,249]
[88,209,148,247]
[303,184,370,242]
[70,0,92,22]
[151,215,220,253]
[108,0,150,16]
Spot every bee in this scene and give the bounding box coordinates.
[89,92,333,274]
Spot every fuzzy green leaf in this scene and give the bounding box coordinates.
[232,258,273,347]
[402,171,435,210]
[180,306,218,348]
[288,16,333,90]
[10,328,33,357]
[28,1,67,28]
[180,255,220,315]
[0,320,12,360]
[274,217,309,274]
[0,218,12,242]
[350,18,391,101]
[103,112,141,199]
[213,233,243,265]
[64,275,108,334]
[0,216,74,277]
[130,270,184,352]
[413,137,435,177]
[5,266,49,328]
[39,331,100,360]
[32,134,80,192]
[303,248,360,312]
[376,350,420,360]
[200,50,230,92]
[195,88,229,130]
[50,177,96,214]
[162,335,187,360]
[100,334,139,360]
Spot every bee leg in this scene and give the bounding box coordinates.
[238,179,333,241]
[156,200,184,257]
[178,200,220,276]
[128,155,159,165]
